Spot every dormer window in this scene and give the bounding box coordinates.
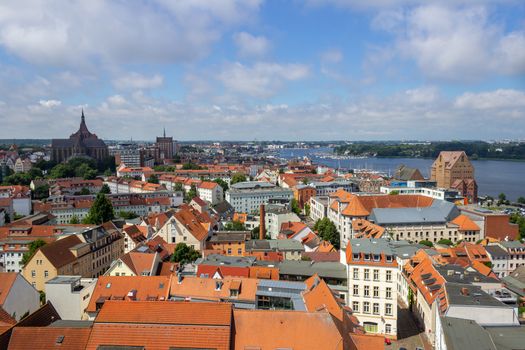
[364,254,370,261]
[353,253,360,261]
[386,255,393,263]
[373,254,380,262]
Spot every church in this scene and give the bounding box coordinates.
[51,110,109,163]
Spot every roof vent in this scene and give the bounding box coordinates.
[56,336,64,344]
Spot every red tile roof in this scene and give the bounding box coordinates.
[0,273,18,306]
[8,327,91,350]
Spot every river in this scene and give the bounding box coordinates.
[277,148,525,201]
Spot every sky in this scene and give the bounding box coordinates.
[0,0,524,141]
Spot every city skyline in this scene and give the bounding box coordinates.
[0,0,524,141]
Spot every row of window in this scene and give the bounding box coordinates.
[352,268,393,282]
[352,301,393,316]
[353,285,393,299]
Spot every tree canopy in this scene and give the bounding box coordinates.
[100,183,111,194]
[83,193,114,224]
[314,218,340,249]
[230,172,247,185]
[170,243,201,264]
[213,178,229,192]
[224,220,246,231]
[21,239,46,266]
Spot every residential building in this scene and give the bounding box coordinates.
[157,205,212,250]
[309,195,329,222]
[225,181,293,214]
[502,265,525,298]
[104,249,161,277]
[486,240,525,278]
[122,224,148,253]
[245,239,304,261]
[116,164,154,179]
[264,204,300,239]
[197,181,223,205]
[0,272,40,321]
[206,231,250,256]
[345,238,400,337]
[22,223,124,291]
[49,179,103,196]
[0,185,32,217]
[44,275,97,320]
[430,151,478,203]
[13,158,32,173]
[394,164,425,181]
[293,184,316,209]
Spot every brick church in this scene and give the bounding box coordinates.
[51,110,108,163]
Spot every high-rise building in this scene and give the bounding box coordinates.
[430,151,478,203]
[51,110,108,163]
[155,128,176,161]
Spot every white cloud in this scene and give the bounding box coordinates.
[39,99,61,108]
[0,0,262,67]
[1,87,523,141]
[112,73,164,90]
[218,62,310,98]
[233,32,271,57]
[455,89,525,110]
[371,4,525,81]
[321,49,343,64]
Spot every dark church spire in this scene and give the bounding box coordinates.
[78,108,89,133]
[163,127,166,138]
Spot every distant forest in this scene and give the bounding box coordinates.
[334,141,525,160]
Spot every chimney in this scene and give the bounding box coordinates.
[259,204,266,240]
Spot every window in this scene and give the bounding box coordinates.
[353,268,359,280]
[386,287,392,299]
[386,270,392,282]
[31,270,36,278]
[385,303,393,316]
[364,269,370,280]
[363,302,370,314]
[352,301,359,312]
[353,285,359,296]
[373,286,379,298]
[363,322,378,333]
[373,303,379,315]
[373,254,380,262]
[227,248,232,255]
[373,269,379,281]
[353,253,360,261]
[44,270,49,278]
[364,285,370,297]
[364,254,370,261]
[385,324,392,334]
[386,255,393,263]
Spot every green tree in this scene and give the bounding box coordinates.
[182,162,202,170]
[148,174,159,184]
[21,239,46,266]
[390,190,400,195]
[185,184,197,202]
[230,172,247,185]
[498,193,507,206]
[83,193,114,224]
[510,213,525,240]
[75,163,97,180]
[118,211,139,220]
[437,239,453,246]
[291,198,301,215]
[76,187,91,195]
[517,197,525,205]
[174,182,184,192]
[224,221,246,231]
[100,184,111,194]
[49,163,73,178]
[69,215,80,224]
[170,243,201,264]
[213,178,229,192]
[314,218,340,249]
[32,184,50,200]
[302,178,309,185]
[304,203,311,217]
[419,240,434,247]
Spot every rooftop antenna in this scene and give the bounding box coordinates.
[163,127,166,138]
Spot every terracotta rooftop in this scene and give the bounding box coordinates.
[38,234,83,269]
[170,275,258,303]
[8,327,92,350]
[451,214,480,231]
[174,207,209,241]
[119,251,157,276]
[0,273,17,306]
[86,276,171,313]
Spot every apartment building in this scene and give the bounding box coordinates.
[197,181,223,205]
[45,275,97,320]
[225,182,293,214]
[345,238,399,337]
[485,240,525,278]
[22,222,124,290]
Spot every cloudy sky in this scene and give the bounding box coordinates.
[0,0,524,141]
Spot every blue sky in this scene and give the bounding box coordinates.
[0,0,524,141]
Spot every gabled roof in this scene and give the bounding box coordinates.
[170,275,258,303]
[8,327,92,350]
[432,151,468,169]
[95,300,232,325]
[174,207,209,241]
[198,181,219,190]
[118,251,157,276]
[451,214,480,231]
[39,235,83,269]
[0,273,17,306]
[86,276,171,313]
